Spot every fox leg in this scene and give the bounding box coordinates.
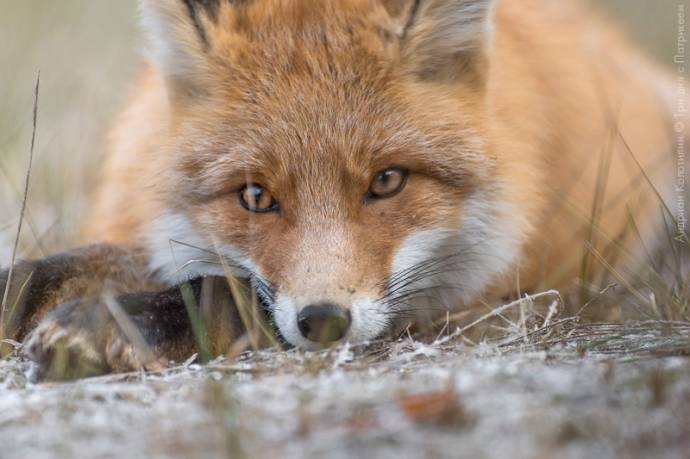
[23,276,252,380]
[3,244,271,379]
[0,243,154,343]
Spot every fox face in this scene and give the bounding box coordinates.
[141,0,525,348]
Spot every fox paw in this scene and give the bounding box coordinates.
[23,299,165,380]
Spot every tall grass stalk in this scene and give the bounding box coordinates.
[0,73,39,343]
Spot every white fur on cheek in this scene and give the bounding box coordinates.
[388,188,525,322]
[456,190,525,296]
[389,228,466,322]
[146,212,258,285]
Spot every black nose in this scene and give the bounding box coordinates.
[297,303,351,344]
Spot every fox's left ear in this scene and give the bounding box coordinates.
[383,0,495,85]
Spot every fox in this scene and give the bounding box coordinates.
[0,0,683,378]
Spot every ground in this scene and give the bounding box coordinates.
[2,320,689,459]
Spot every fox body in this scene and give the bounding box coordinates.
[1,0,679,373]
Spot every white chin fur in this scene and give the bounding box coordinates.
[146,212,258,285]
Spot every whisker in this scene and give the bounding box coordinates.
[382,237,504,296]
[168,238,221,256]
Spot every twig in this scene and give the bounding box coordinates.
[103,290,163,371]
[458,290,562,335]
[575,283,618,317]
[1,72,39,337]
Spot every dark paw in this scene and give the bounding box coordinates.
[23,298,165,380]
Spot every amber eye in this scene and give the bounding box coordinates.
[239,183,278,213]
[367,168,408,200]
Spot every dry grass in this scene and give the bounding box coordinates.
[0,0,139,259]
[0,74,39,343]
[3,307,690,458]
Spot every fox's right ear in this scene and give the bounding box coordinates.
[139,0,227,98]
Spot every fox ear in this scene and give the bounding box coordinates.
[387,0,495,85]
[139,0,223,97]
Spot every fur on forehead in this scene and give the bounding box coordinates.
[173,79,492,203]
[145,0,497,199]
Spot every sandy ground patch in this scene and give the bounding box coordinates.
[2,324,689,459]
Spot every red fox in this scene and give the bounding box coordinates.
[0,0,682,377]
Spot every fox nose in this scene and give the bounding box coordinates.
[297,303,351,344]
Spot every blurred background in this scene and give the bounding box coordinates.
[0,0,687,262]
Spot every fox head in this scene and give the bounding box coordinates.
[141,0,526,349]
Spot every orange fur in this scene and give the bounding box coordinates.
[82,0,678,347]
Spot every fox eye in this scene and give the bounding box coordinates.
[367,168,408,200]
[239,184,278,213]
